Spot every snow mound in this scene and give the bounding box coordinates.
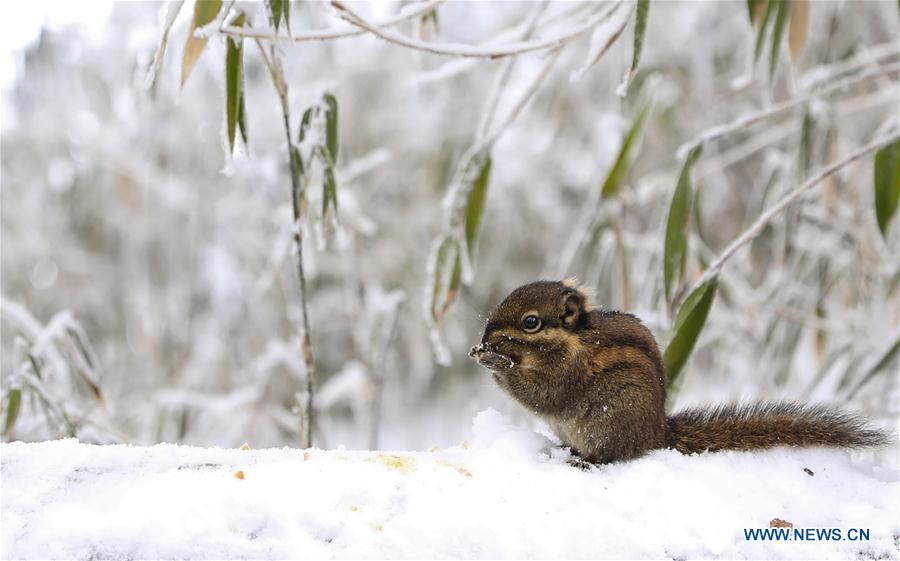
[2,409,898,560]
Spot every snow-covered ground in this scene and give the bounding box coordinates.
[2,410,898,560]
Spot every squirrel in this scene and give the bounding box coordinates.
[468,279,889,464]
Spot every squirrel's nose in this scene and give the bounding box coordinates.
[468,344,484,358]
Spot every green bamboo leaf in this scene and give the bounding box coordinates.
[269,0,283,30]
[298,107,313,144]
[238,90,248,145]
[283,0,291,32]
[4,389,21,434]
[323,93,339,163]
[625,0,650,87]
[664,276,718,387]
[601,101,650,199]
[798,106,814,178]
[753,0,775,64]
[769,0,791,81]
[181,0,223,87]
[322,154,338,218]
[747,0,760,23]
[663,144,703,302]
[874,140,900,238]
[224,15,245,153]
[464,155,492,256]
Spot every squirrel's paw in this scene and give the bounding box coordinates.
[566,456,598,472]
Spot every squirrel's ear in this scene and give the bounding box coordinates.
[559,289,586,328]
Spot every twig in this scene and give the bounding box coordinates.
[678,58,900,158]
[254,39,317,449]
[332,0,617,59]
[696,130,900,288]
[475,0,550,141]
[220,0,445,42]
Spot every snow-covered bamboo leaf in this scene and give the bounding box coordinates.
[618,0,650,96]
[181,0,222,87]
[769,0,790,81]
[753,0,775,64]
[323,93,339,163]
[429,236,461,324]
[663,275,718,388]
[463,156,492,257]
[663,144,702,302]
[225,14,245,153]
[600,101,650,199]
[4,389,22,434]
[788,0,808,62]
[874,140,900,238]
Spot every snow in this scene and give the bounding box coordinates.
[2,409,897,560]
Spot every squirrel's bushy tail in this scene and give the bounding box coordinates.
[666,402,890,454]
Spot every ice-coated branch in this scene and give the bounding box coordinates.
[331,0,620,59]
[219,0,446,42]
[696,130,900,287]
[678,55,900,158]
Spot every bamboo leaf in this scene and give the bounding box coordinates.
[4,389,22,434]
[601,101,650,199]
[225,15,245,153]
[747,0,760,24]
[664,276,718,387]
[181,0,223,87]
[283,0,291,33]
[322,151,338,218]
[298,107,313,144]
[663,144,703,302]
[323,93,339,163]
[269,0,283,31]
[429,236,461,324]
[874,140,900,238]
[619,0,650,95]
[769,0,790,81]
[238,89,248,145]
[753,0,775,64]
[788,0,808,62]
[464,156,492,257]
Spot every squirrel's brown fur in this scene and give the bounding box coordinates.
[469,280,889,464]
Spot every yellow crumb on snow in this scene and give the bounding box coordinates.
[428,447,439,453]
[367,454,416,474]
[233,470,245,480]
[460,440,469,449]
[350,505,359,512]
[437,460,473,478]
[303,451,311,461]
[239,442,251,451]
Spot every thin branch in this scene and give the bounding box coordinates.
[696,130,900,287]
[476,0,550,141]
[678,58,900,158]
[332,0,617,59]
[220,0,445,42]
[253,39,317,449]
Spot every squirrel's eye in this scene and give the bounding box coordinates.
[521,315,542,333]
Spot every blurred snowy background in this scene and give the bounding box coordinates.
[1,1,897,452]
